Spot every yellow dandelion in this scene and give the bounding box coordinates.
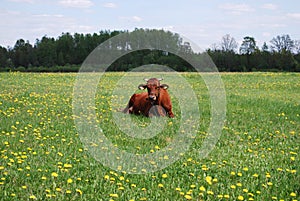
[238,195,244,200]
[29,195,37,199]
[207,190,214,195]
[243,189,248,193]
[76,189,83,195]
[109,194,118,198]
[67,178,73,184]
[205,176,212,185]
[63,164,72,168]
[290,192,296,197]
[184,195,192,200]
[51,172,58,177]
[162,174,168,178]
[176,187,181,191]
[158,183,164,188]
[224,194,230,199]
[199,186,206,191]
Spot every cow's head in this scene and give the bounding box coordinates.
[138,78,169,101]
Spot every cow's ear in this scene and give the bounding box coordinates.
[160,84,169,89]
[138,84,146,90]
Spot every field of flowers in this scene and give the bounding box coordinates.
[0,72,299,200]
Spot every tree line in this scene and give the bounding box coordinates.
[0,29,299,72]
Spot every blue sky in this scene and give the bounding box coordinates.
[1,0,299,50]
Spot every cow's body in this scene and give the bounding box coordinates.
[122,78,174,118]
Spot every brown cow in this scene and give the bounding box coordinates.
[122,78,174,118]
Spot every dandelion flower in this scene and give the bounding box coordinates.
[109,194,118,198]
[76,189,83,195]
[205,176,212,185]
[199,186,206,191]
[51,172,58,177]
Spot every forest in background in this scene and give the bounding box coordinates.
[0,28,299,72]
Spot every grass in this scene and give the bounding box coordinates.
[0,72,299,200]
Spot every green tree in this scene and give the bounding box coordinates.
[35,36,57,67]
[0,46,8,69]
[239,36,257,55]
[12,39,35,68]
[239,36,258,71]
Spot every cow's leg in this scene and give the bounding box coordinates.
[122,94,136,114]
[162,104,174,118]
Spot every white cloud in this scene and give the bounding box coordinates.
[286,13,300,19]
[132,16,142,22]
[103,2,117,8]
[261,3,278,10]
[259,23,286,28]
[8,0,34,3]
[220,3,254,15]
[58,0,93,8]
[120,16,142,22]
[0,8,96,47]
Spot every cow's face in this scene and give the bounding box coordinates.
[138,78,169,101]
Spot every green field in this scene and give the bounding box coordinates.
[0,72,299,201]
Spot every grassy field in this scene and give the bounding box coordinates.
[0,72,299,201]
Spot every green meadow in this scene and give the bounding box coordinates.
[0,72,299,200]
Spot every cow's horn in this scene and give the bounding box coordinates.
[158,78,163,81]
[143,78,149,82]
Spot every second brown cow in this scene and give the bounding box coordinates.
[122,78,174,118]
